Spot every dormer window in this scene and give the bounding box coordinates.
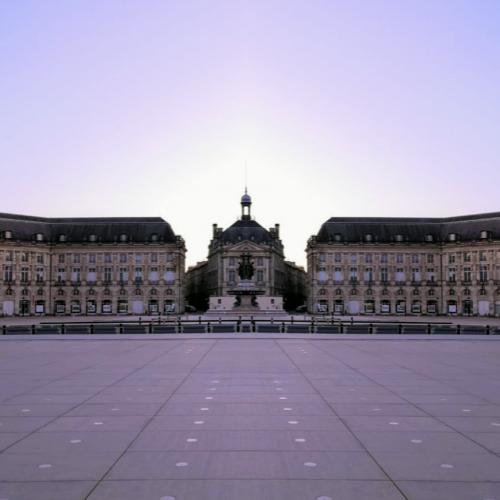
[395,234,404,242]
[150,233,159,242]
[480,230,489,240]
[425,234,434,242]
[334,233,342,242]
[35,233,44,242]
[448,233,457,242]
[4,230,13,239]
[119,233,128,242]
[58,234,66,243]
[364,233,373,243]
[88,234,97,242]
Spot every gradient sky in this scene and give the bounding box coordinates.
[1,0,499,267]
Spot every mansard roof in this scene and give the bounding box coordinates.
[0,212,178,243]
[315,212,500,244]
[219,219,274,245]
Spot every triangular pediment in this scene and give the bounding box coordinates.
[225,241,267,253]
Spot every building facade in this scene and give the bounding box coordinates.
[0,213,185,316]
[307,213,500,317]
[186,192,306,311]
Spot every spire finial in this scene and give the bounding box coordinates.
[244,161,248,194]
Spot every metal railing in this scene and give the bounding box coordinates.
[1,319,499,336]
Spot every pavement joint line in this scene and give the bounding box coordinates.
[312,340,500,460]
[273,338,411,500]
[83,338,219,500]
[0,340,184,454]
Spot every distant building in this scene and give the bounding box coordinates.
[307,212,500,317]
[0,213,185,316]
[186,192,306,312]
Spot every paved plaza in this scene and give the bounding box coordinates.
[1,335,500,499]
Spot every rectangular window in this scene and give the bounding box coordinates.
[480,265,488,282]
[73,254,81,264]
[334,267,343,282]
[89,254,96,264]
[380,267,388,282]
[381,254,388,264]
[119,267,129,282]
[395,268,405,282]
[36,254,44,264]
[71,267,81,283]
[427,268,435,282]
[36,267,44,282]
[149,267,159,283]
[21,267,29,283]
[319,253,326,263]
[365,254,373,264]
[411,268,421,282]
[257,257,263,266]
[480,251,487,262]
[447,267,456,282]
[257,269,264,282]
[119,254,127,264]
[334,253,342,263]
[463,252,471,262]
[134,267,143,282]
[427,254,434,264]
[228,269,236,283]
[104,267,112,282]
[57,268,66,282]
[4,265,13,282]
[87,268,97,283]
[463,267,471,282]
[317,269,328,283]
[21,252,29,262]
[104,253,112,264]
[5,251,13,261]
[151,253,158,263]
[166,253,174,262]
[364,268,373,282]
[411,254,419,264]
[229,257,235,266]
[448,254,455,264]
[135,254,143,264]
[58,254,65,264]
[165,269,175,284]
[396,254,404,264]
[349,267,358,281]
[350,254,357,264]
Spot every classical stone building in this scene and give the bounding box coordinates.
[186,192,306,311]
[0,213,185,316]
[307,212,500,317]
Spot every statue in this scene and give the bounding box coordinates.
[238,253,254,280]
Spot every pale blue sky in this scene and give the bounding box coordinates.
[1,0,499,266]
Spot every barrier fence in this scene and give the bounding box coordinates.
[1,319,500,336]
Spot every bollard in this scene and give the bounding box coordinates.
[398,323,402,335]
[61,324,65,335]
[457,324,461,335]
[148,322,152,334]
[427,323,431,335]
[487,324,490,335]
[90,324,94,334]
[31,324,35,335]
[119,323,123,334]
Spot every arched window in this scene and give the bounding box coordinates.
[480,230,489,240]
[35,233,44,242]
[448,233,457,242]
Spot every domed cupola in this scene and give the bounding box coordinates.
[241,189,252,220]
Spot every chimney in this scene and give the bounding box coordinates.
[212,224,218,237]
[274,224,280,237]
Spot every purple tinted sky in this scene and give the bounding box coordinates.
[1,1,499,267]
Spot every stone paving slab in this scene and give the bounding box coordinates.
[1,334,500,499]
